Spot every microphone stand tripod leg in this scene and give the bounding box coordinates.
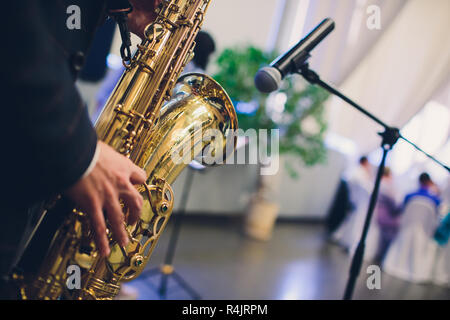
[155,168,200,299]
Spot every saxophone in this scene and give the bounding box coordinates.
[15,0,237,300]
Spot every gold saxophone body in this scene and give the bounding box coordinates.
[16,0,237,300]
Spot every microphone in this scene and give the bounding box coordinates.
[254,18,335,93]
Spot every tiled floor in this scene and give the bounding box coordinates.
[125,218,450,300]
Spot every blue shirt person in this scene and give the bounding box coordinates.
[404,173,441,208]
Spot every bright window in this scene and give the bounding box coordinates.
[388,101,450,183]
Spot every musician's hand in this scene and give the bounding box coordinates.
[65,141,147,257]
[127,0,162,39]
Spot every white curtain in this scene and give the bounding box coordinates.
[327,0,450,153]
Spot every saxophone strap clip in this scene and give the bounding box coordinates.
[107,0,133,63]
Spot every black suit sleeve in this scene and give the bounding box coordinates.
[1,2,97,206]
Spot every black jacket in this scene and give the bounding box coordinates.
[0,1,111,208]
[0,0,131,281]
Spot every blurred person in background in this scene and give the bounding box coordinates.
[404,172,441,208]
[432,178,450,287]
[433,211,450,287]
[325,179,352,236]
[351,156,374,193]
[374,167,401,264]
[435,177,450,246]
[382,172,442,283]
[435,213,450,246]
[331,156,374,250]
[182,30,216,74]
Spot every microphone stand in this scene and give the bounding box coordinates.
[297,63,450,300]
[140,167,201,300]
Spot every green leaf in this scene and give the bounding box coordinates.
[213,45,329,178]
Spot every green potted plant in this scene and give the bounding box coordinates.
[214,45,329,240]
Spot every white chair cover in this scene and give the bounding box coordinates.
[383,196,439,283]
[349,210,380,262]
[332,181,372,251]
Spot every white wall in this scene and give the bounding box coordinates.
[202,0,280,52]
[172,149,347,219]
[277,150,347,218]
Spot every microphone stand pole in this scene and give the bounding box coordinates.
[297,63,449,300]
